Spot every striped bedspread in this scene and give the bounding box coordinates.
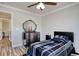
[27,38,73,56]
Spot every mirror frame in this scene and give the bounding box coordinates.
[23,20,37,32]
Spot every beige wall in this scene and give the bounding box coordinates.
[2,20,10,37]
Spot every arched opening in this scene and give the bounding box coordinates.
[0,11,12,47]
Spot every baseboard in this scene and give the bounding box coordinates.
[12,44,23,47]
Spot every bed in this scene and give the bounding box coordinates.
[26,31,74,56]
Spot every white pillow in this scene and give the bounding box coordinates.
[60,36,64,39]
[54,35,59,38]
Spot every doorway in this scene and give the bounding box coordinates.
[0,12,11,47]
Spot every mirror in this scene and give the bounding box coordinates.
[23,20,37,32]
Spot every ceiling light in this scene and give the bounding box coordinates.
[36,2,45,10]
[36,4,40,9]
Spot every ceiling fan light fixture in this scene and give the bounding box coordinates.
[36,2,45,10]
[36,4,40,9]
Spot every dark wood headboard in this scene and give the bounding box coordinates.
[54,31,74,42]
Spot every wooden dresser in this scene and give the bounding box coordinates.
[22,32,40,47]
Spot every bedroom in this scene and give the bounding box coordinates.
[0,2,79,56]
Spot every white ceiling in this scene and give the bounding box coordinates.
[0,2,77,15]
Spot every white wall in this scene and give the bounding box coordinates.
[0,5,42,47]
[12,12,42,47]
[42,4,79,53]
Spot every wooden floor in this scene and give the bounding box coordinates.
[0,37,12,47]
[0,46,27,56]
[0,38,27,56]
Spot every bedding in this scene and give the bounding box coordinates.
[26,37,73,56]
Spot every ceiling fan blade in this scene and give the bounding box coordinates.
[27,2,39,7]
[43,2,57,5]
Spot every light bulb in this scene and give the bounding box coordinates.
[36,2,45,10]
[39,2,45,9]
[36,4,40,9]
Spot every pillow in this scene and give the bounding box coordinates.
[51,35,60,43]
[52,38,62,43]
[54,35,60,38]
[60,36,64,39]
[52,35,68,43]
[59,35,69,42]
[52,35,69,43]
[52,37,64,43]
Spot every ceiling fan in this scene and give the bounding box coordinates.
[27,2,57,11]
